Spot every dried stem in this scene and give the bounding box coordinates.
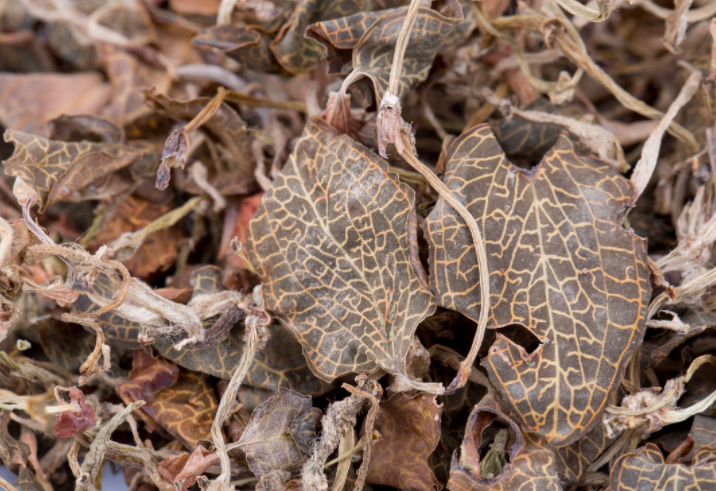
[342,384,381,491]
[387,0,422,98]
[552,0,614,22]
[0,475,18,491]
[633,0,716,22]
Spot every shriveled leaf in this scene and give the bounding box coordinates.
[237,388,316,478]
[367,392,442,491]
[448,395,561,491]
[308,0,463,101]
[270,0,372,74]
[150,370,217,449]
[644,308,715,368]
[2,129,145,212]
[146,90,255,180]
[0,72,110,137]
[0,411,30,474]
[48,114,125,144]
[246,117,437,384]
[610,443,716,491]
[192,26,288,75]
[37,317,96,373]
[116,349,180,432]
[53,387,96,439]
[423,124,651,445]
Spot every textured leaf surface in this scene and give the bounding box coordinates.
[246,117,436,382]
[192,26,287,75]
[0,411,30,474]
[423,124,651,445]
[366,392,442,491]
[237,388,316,478]
[610,443,716,491]
[2,130,144,212]
[448,396,561,491]
[690,416,716,450]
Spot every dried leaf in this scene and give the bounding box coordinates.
[48,115,124,144]
[246,117,437,388]
[423,124,651,445]
[192,26,288,75]
[116,349,180,432]
[36,317,96,373]
[0,411,30,474]
[366,392,442,491]
[2,130,145,212]
[0,72,111,137]
[270,0,372,74]
[237,388,316,478]
[53,387,96,439]
[691,415,716,450]
[610,443,716,491]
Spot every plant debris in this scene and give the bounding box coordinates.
[1,1,716,490]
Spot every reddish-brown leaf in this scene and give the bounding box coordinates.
[53,387,96,439]
[367,392,442,491]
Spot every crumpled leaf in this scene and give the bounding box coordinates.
[53,387,96,439]
[366,392,442,491]
[448,395,561,491]
[237,388,316,478]
[269,0,372,74]
[308,0,463,101]
[0,410,31,474]
[159,446,221,490]
[246,117,437,386]
[644,308,716,368]
[48,114,125,144]
[116,349,180,432]
[0,72,111,137]
[609,443,716,491]
[423,124,651,445]
[149,370,218,449]
[2,129,145,212]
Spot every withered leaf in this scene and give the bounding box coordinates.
[690,416,716,450]
[192,26,288,75]
[116,349,180,432]
[53,387,96,439]
[2,130,145,213]
[644,309,716,369]
[270,0,372,74]
[308,0,463,101]
[150,370,218,449]
[48,114,125,144]
[237,388,316,478]
[610,443,716,491]
[423,124,651,445]
[0,72,111,137]
[448,397,561,491]
[145,90,255,181]
[37,317,96,373]
[246,117,437,384]
[0,410,30,474]
[366,392,442,491]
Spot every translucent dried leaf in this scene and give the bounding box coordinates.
[2,129,145,212]
[238,388,316,478]
[610,443,716,491]
[246,117,437,385]
[366,392,442,491]
[0,72,111,137]
[423,124,651,445]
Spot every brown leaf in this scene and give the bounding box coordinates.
[0,410,31,474]
[308,0,463,101]
[37,317,96,373]
[150,370,218,449]
[246,117,437,386]
[0,72,111,137]
[48,115,125,144]
[237,388,316,478]
[610,443,716,491]
[270,0,372,74]
[644,308,715,368]
[116,349,180,432]
[423,124,651,445]
[169,0,221,15]
[366,392,442,491]
[192,26,288,75]
[220,194,264,278]
[53,387,96,439]
[2,129,145,213]
[447,397,562,491]
[691,415,716,450]
[159,446,221,490]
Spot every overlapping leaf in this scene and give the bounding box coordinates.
[367,392,442,491]
[2,129,145,212]
[246,117,436,383]
[610,443,716,491]
[236,388,316,478]
[691,416,716,450]
[192,26,288,75]
[423,124,651,445]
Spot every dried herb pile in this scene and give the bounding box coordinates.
[1,0,716,490]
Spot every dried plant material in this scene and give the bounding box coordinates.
[230,389,316,478]
[0,410,31,474]
[246,117,439,392]
[609,443,716,491]
[331,427,355,491]
[448,396,561,491]
[48,114,125,144]
[192,26,288,75]
[2,130,145,212]
[0,72,111,137]
[663,0,694,54]
[690,415,716,449]
[605,355,716,436]
[52,386,96,438]
[366,392,442,491]
[424,124,651,445]
[160,446,220,490]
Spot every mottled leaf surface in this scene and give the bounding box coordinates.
[246,117,436,382]
[237,389,316,478]
[367,392,442,491]
[690,416,716,450]
[610,443,716,491]
[2,130,144,212]
[423,124,651,445]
